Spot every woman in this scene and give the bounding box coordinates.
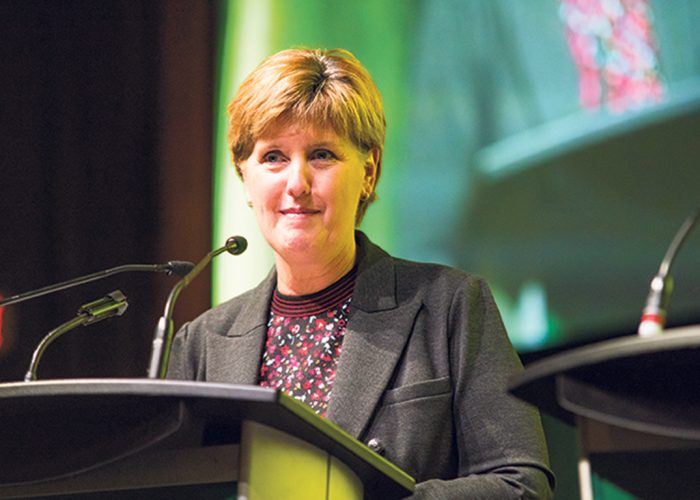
[168,48,554,498]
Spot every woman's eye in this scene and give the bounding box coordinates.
[262,151,285,164]
[310,149,337,162]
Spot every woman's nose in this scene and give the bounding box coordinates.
[285,159,312,198]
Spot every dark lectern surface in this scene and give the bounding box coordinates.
[0,379,413,498]
[509,325,700,439]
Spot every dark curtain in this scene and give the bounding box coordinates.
[0,0,215,381]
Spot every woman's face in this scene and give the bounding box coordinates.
[240,121,377,267]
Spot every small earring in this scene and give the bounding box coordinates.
[246,201,253,208]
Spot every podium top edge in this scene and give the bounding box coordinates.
[0,378,279,403]
[509,325,700,399]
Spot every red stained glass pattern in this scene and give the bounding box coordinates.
[560,0,664,112]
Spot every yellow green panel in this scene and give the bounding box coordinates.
[328,455,363,500]
[239,421,362,499]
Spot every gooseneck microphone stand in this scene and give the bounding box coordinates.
[24,290,129,382]
[0,261,194,307]
[148,236,247,379]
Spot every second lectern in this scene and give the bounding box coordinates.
[509,325,700,500]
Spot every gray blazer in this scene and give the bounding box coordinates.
[168,232,554,498]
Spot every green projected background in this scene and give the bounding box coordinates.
[212,2,700,498]
[213,0,700,353]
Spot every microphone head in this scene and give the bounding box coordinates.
[225,236,248,255]
[166,260,196,277]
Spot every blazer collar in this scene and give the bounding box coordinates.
[327,232,420,439]
[206,268,276,385]
[225,267,276,338]
[349,231,399,313]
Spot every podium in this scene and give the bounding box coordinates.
[508,325,700,500]
[0,379,414,499]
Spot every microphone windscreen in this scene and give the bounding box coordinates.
[225,236,248,256]
[167,261,196,277]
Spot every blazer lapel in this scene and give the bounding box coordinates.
[328,304,420,439]
[206,269,276,385]
[327,234,421,439]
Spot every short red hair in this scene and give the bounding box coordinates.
[227,48,386,224]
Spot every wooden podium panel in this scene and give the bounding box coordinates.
[0,379,414,499]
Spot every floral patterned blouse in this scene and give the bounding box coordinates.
[259,266,357,416]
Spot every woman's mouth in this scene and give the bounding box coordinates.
[280,207,320,216]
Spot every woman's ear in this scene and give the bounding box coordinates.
[363,148,380,194]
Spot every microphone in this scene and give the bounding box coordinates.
[638,208,699,336]
[147,236,248,379]
[25,290,128,382]
[0,261,195,307]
